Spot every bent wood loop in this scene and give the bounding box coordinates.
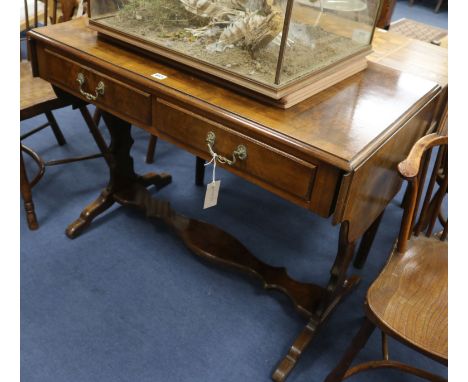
[20,146,39,230]
[344,359,447,382]
[396,133,448,253]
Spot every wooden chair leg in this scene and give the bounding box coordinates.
[20,148,39,230]
[44,110,66,146]
[195,156,205,186]
[324,317,376,382]
[146,135,158,164]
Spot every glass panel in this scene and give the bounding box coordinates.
[278,0,381,85]
[90,0,380,88]
[90,0,290,87]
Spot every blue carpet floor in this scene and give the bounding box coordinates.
[21,4,448,382]
[393,1,448,29]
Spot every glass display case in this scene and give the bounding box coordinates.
[88,0,382,107]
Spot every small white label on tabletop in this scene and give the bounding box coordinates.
[204,180,221,209]
[151,73,167,80]
[352,29,371,45]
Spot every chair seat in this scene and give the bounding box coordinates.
[21,60,68,120]
[367,235,448,363]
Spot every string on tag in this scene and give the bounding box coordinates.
[203,152,221,209]
[205,152,218,183]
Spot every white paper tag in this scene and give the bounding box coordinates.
[151,73,167,80]
[352,29,371,45]
[203,180,221,209]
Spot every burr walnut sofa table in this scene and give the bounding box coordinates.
[28,18,442,382]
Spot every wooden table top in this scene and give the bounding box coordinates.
[370,29,448,88]
[30,18,442,171]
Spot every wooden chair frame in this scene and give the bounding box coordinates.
[20,104,109,230]
[325,133,448,382]
[20,0,107,229]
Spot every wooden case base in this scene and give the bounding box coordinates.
[89,20,370,109]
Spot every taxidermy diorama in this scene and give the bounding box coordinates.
[88,0,382,107]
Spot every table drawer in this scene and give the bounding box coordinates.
[41,48,152,126]
[156,99,317,202]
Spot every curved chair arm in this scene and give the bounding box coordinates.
[398,134,448,179]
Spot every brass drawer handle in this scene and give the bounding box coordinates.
[76,72,105,101]
[206,131,247,165]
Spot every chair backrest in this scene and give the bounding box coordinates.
[22,0,86,32]
[396,133,448,253]
[61,0,87,22]
[22,0,58,32]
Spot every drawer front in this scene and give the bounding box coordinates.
[41,49,152,126]
[156,99,316,202]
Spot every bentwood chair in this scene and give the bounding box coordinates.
[21,0,108,229]
[325,133,448,382]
